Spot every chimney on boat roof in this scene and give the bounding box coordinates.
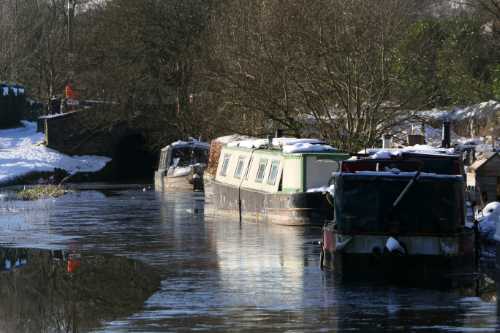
[441,116,451,148]
[382,134,393,149]
[407,134,425,146]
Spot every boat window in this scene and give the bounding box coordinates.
[234,156,246,179]
[159,149,168,169]
[193,148,209,164]
[220,154,231,176]
[171,148,192,167]
[267,160,280,185]
[244,156,253,180]
[255,159,268,183]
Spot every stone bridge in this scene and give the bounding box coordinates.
[37,106,178,180]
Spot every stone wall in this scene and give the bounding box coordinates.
[40,108,127,156]
[40,106,179,158]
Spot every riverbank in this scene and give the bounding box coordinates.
[0,121,111,186]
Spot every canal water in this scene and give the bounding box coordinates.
[0,189,498,332]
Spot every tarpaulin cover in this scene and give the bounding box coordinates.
[206,141,222,176]
[334,173,465,235]
[342,153,462,175]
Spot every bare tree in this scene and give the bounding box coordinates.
[203,0,438,151]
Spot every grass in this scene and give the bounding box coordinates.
[17,185,69,201]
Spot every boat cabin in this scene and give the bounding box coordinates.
[344,150,464,175]
[158,140,209,171]
[208,138,349,225]
[335,149,465,233]
[215,139,348,194]
[154,140,210,192]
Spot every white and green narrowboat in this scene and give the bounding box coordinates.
[206,138,349,226]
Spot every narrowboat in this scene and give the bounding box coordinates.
[321,148,476,284]
[205,137,349,226]
[154,140,210,192]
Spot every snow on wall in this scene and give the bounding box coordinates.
[0,122,111,185]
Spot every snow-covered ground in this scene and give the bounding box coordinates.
[421,100,500,122]
[392,100,499,151]
[0,121,111,185]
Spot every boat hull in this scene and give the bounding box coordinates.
[154,171,204,192]
[206,181,333,226]
[321,227,476,286]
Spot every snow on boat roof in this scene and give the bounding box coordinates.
[282,142,337,154]
[226,137,337,153]
[340,171,463,180]
[360,145,457,159]
[213,134,254,144]
[168,140,210,149]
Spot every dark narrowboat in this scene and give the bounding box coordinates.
[321,149,476,284]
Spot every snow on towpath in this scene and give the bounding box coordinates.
[0,121,111,185]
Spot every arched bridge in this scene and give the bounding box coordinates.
[37,106,178,180]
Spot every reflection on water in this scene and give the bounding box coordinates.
[0,189,498,332]
[0,246,160,333]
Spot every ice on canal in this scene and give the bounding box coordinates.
[0,189,498,332]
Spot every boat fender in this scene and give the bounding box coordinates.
[384,237,407,255]
[325,192,335,208]
[319,245,325,271]
[335,235,352,252]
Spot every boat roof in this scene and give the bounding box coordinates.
[469,152,499,171]
[344,145,463,175]
[358,145,458,159]
[162,140,210,151]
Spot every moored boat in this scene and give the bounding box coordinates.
[154,140,209,192]
[321,147,476,285]
[205,137,349,226]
